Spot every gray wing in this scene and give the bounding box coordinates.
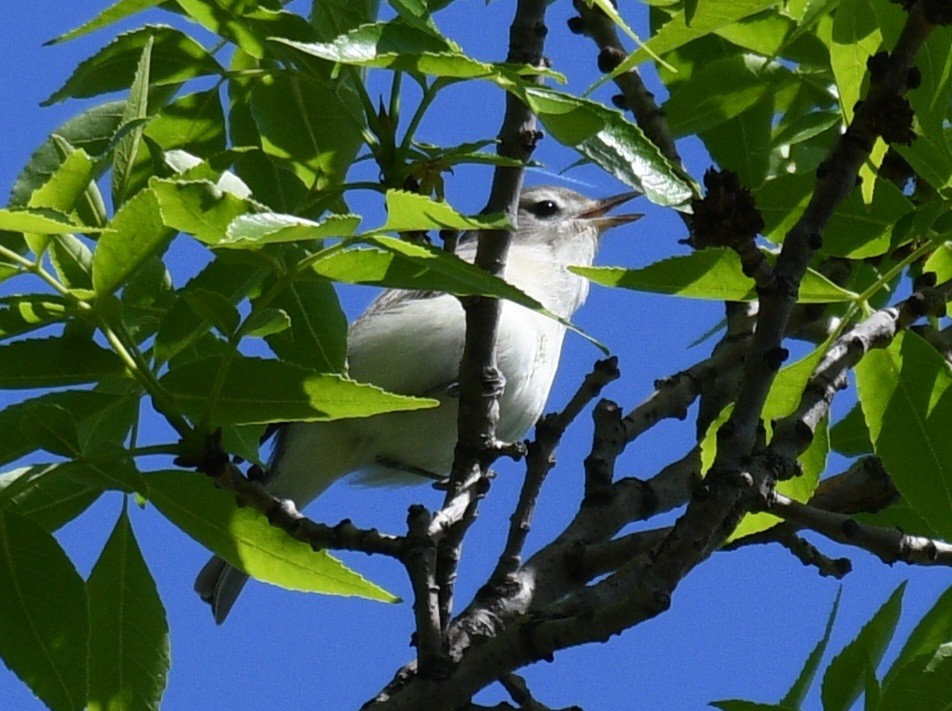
[348,289,465,397]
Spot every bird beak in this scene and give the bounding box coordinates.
[579,192,643,229]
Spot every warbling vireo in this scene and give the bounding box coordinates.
[195,185,641,622]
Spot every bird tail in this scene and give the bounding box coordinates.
[194,556,250,624]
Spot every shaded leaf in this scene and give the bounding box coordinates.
[0,296,70,341]
[112,34,154,206]
[830,403,872,456]
[821,582,906,711]
[259,273,347,373]
[10,101,125,208]
[43,25,222,105]
[0,338,125,389]
[0,510,88,711]
[87,509,169,711]
[0,465,102,533]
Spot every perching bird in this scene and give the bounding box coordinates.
[195,185,641,622]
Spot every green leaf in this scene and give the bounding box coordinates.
[885,583,952,687]
[0,464,102,533]
[856,331,952,541]
[25,147,99,256]
[175,3,315,60]
[596,0,780,87]
[144,88,227,158]
[183,289,241,337]
[0,208,102,236]
[258,273,347,373]
[87,509,169,711]
[49,234,94,290]
[145,470,397,601]
[782,588,842,708]
[43,25,222,105]
[159,354,437,425]
[48,0,165,44]
[220,212,361,248]
[821,582,906,711]
[10,102,125,208]
[272,20,494,77]
[152,178,256,244]
[112,34,154,206]
[877,652,952,711]
[574,248,857,303]
[313,236,539,306]
[0,509,88,711]
[518,85,694,208]
[0,338,125,389]
[830,403,872,456]
[378,190,508,232]
[0,296,70,341]
[154,256,266,362]
[93,187,174,294]
[20,404,83,458]
[310,0,382,41]
[250,70,365,190]
[829,0,883,123]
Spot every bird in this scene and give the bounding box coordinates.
[195,185,641,622]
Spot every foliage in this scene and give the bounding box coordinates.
[1,0,951,709]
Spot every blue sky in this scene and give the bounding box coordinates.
[1,2,950,709]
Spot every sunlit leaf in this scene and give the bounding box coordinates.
[856,331,952,541]
[159,354,437,425]
[145,470,398,601]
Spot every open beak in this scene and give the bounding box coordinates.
[579,191,643,229]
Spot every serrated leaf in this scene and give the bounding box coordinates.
[113,35,154,206]
[829,0,882,123]
[250,70,365,190]
[24,147,99,254]
[0,338,125,389]
[87,509,169,711]
[856,331,952,541]
[49,234,94,290]
[782,589,842,708]
[0,208,103,236]
[10,101,125,208]
[159,354,437,425]
[49,0,164,44]
[379,190,508,232]
[0,509,88,711]
[0,296,69,341]
[259,274,347,373]
[145,470,397,601]
[272,20,494,77]
[43,25,222,105]
[574,248,858,303]
[885,584,952,688]
[152,178,256,244]
[595,0,780,88]
[93,187,173,294]
[183,289,241,336]
[154,257,266,362]
[821,582,905,711]
[518,85,694,208]
[221,212,361,248]
[0,464,102,532]
[175,3,316,59]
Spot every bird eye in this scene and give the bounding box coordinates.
[529,199,560,218]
